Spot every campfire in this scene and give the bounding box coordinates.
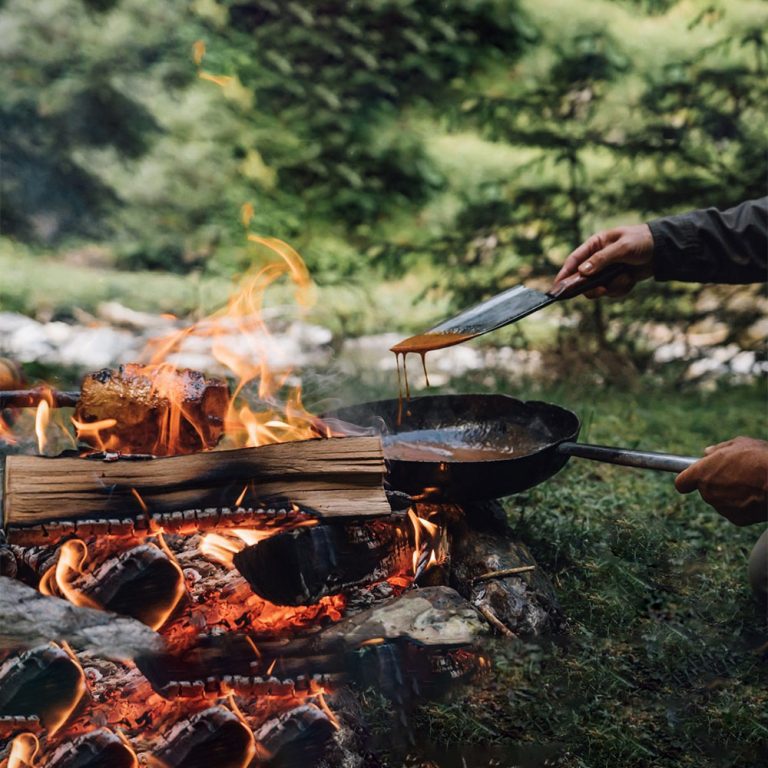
[0,239,560,767]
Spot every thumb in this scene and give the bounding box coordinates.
[674,462,700,494]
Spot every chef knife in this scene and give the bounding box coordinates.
[391,264,627,354]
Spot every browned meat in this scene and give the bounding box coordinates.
[74,364,229,455]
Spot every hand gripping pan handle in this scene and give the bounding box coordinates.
[557,442,699,473]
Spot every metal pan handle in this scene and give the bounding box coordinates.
[557,441,699,474]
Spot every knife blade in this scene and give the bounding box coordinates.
[391,264,626,354]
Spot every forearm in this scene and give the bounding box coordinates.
[649,197,768,284]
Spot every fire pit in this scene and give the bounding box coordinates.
[0,240,562,767]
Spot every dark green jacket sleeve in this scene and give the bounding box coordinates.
[648,197,767,284]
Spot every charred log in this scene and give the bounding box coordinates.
[0,576,164,658]
[450,504,562,636]
[153,705,255,768]
[256,704,335,768]
[137,587,485,698]
[6,503,308,547]
[84,544,185,627]
[0,645,86,730]
[4,436,390,527]
[0,714,42,739]
[233,519,411,605]
[75,365,229,456]
[45,728,137,768]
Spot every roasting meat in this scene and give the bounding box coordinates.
[75,364,229,455]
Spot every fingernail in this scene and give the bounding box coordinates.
[581,262,593,273]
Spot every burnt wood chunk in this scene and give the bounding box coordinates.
[85,544,185,628]
[135,588,485,698]
[233,519,411,605]
[256,705,335,768]
[3,436,389,528]
[45,728,137,768]
[0,576,163,658]
[450,516,562,636]
[0,644,85,730]
[74,364,229,456]
[153,706,254,768]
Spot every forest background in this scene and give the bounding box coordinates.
[2,0,766,380]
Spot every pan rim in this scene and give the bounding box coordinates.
[326,392,582,465]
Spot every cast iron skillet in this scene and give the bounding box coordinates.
[327,394,698,502]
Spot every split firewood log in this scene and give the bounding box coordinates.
[3,436,390,528]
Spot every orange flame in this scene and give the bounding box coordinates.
[48,642,88,736]
[71,417,118,452]
[34,399,49,455]
[39,540,100,609]
[4,733,39,768]
[139,236,333,453]
[200,528,280,569]
[408,508,446,578]
[148,533,188,630]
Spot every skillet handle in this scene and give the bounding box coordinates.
[557,441,699,474]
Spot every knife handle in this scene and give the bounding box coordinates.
[547,263,628,300]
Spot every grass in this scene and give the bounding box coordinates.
[365,380,767,768]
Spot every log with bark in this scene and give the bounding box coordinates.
[256,704,335,768]
[0,576,164,659]
[2,436,391,533]
[449,501,562,636]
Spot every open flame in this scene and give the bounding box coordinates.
[408,508,447,579]
[66,236,334,457]
[4,733,39,768]
[39,539,100,609]
[34,400,49,455]
[199,521,317,569]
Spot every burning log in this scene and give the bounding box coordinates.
[84,544,186,628]
[450,502,562,636]
[152,705,255,768]
[45,728,138,768]
[3,436,390,530]
[256,704,335,768]
[74,365,229,456]
[136,587,485,699]
[0,576,163,659]
[0,645,86,732]
[233,518,411,606]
